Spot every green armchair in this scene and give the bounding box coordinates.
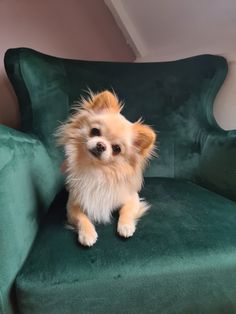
[1,48,236,314]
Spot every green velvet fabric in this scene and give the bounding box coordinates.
[4,48,229,180]
[198,131,236,201]
[16,178,236,314]
[2,48,236,313]
[0,125,62,314]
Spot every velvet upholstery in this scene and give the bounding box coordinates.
[0,125,62,314]
[1,48,236,313]
[16,178,236,314]
[4,48,230,180]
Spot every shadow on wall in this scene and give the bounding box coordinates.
[0,0,134,129]
[0,72,19,128]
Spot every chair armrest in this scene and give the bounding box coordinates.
[0,125,62,314]
[198,130,236,201]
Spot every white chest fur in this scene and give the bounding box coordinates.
[68,168,135,224]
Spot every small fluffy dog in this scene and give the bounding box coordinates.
[57,91,156,246]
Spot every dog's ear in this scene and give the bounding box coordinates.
[133,122,156,157]
[86,91,121,113]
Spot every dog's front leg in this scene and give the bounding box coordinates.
[67,195,98,247]
[117,194,143,238]
[118,193,149,238]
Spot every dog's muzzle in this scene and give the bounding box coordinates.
[89,142,106,158]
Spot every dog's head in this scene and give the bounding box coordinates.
[57,91,156,171]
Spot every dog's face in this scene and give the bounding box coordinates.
[85,113,134,163]
[58,91,156,169]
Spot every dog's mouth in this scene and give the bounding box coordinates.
[88,148,101,159]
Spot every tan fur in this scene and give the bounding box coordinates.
[67,195,97,246]
[60,160,68,173]
[56,90,156,246]
[85,90,121,113]
[117,194,150,238]
[133,122,156,158]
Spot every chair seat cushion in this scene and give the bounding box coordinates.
[16,178,236,314]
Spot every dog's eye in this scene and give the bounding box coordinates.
[90,128,101,137]
[112,144,121,155]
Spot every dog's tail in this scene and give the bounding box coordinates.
[135,199,150,220]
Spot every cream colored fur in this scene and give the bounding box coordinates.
[56,90,156,246]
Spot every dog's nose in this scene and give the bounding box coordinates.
[89,142,106,158]
[96,142,106,153]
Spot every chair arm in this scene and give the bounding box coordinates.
[198,130,236,201]
[0,125,62,314]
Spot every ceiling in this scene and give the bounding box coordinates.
[105,0,236,62]
[105,0,236,130]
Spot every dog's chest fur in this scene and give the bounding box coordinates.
[68,168,134,223]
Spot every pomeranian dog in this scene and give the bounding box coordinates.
[57,90,156,247]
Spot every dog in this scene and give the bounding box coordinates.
[56,90,156,246]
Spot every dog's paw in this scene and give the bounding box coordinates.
[78,226,98,247]
[117,222,136,238]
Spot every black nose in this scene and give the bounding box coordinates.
[89,142,106,158]
[96,142,106,153]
